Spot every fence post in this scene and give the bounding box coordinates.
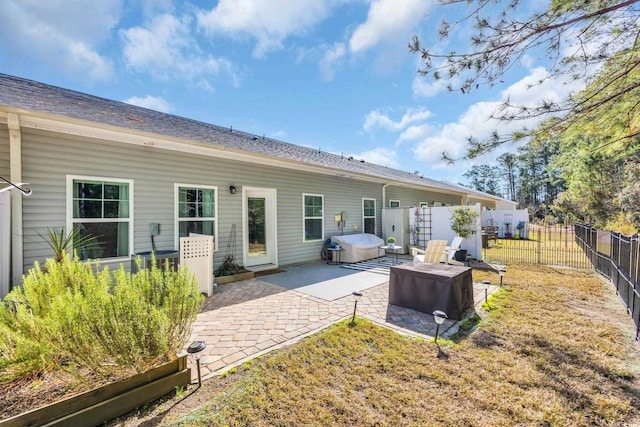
[537,227,542,264]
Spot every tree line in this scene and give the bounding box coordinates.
[412,0,640,231]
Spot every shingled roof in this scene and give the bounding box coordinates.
[0,73,504,201]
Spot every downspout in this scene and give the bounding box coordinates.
[382,183,392,208]
[382,183,391,238]
[8,113,23,288]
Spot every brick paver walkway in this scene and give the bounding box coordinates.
[187,273,498,382]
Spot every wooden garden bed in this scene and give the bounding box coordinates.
[215,271,255,284]
[1,355,190,427]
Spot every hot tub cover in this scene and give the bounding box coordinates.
[331,233,384,263]
[389,262,474,320]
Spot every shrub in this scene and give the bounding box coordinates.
[0,253,204,381]
[450,206,479,239]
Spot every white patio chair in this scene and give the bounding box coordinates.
[410,240,448,263]
[444,236,465,266]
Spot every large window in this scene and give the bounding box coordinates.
[68,176,132,260]
[176,184,217,246]
[303,194,323,242]
[363,198,376,235]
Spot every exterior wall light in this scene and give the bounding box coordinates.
[187,340,206,387]
[229,185,237,194]
[351,291,363,325]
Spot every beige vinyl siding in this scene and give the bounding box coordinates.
[19,128,384,270]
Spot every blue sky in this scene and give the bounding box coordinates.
[0,0,576,186]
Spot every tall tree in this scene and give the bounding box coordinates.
[617,161,640,229]
[552,135,624,225]
[410,0,640,159]
[463,165,501,195]
[497,152,517,200]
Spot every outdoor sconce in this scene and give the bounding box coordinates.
[432,310,448,343]
[187,340,207,387]
[229,185,237,195]
[498,267,506,287]
[351,291,363,324]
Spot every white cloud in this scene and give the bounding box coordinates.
[364,108,432,133]
[0,0,119,80]
[125,95,173,113]
[412,74,452,98]
[349,0,430,54]
[197,0,332,58]
[399,124,431,142]
[318,43,346,82]
[349,147,400,168]
[121,14,236,88]
[413,66,583,170]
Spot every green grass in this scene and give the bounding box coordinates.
[164,266,640,427]
[483,237,591,268]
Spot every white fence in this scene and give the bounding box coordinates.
[409,204,483,260]
[180,235,214,296]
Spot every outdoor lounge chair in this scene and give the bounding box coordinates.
[444,236,465,266]
[410,239,448,263]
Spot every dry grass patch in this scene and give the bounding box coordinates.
[126,266,640,426]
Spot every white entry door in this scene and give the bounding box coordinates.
[243,187,277,269]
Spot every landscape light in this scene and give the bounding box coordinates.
[187,340,207,387]
[432,310,448,343]
[351,291,363,325]
[498,267,506,287]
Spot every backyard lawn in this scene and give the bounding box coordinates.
[482,236,591,268]
[110,265,640,426]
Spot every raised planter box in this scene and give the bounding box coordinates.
[215,271,255,284]
[1,355,190,427]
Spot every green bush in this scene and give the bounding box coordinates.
[0,253,204,382]
[450,206,479,239]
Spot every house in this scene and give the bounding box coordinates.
[0,74,515,296]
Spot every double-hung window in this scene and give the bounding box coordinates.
[303,194,323,242]
[68,176,132,260]
[363,198,376,234]
[175,184,217,246]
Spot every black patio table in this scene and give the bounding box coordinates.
[389,262,474,320]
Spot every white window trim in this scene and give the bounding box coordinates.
[66,174,134,264]
[174,183,219,251]
[389,200,400,208]
[362,197,376,235]
[302,193,324,242]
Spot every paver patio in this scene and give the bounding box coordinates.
[186,266,497,382]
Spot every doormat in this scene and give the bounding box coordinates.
[341,256,412,275]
